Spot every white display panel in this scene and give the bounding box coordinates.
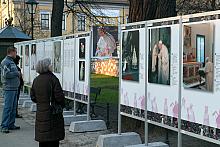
[52,39,64,86]
[63,38,75,92]
[44,40,53,61]
[75,35,91,98]
[30,43,37,84]
[120,27,146,110]
[147,25,180,118]
[182,20,220,129]
[23,44,31,83]
[36,41,45,63]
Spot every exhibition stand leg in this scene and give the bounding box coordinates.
[96,27,142,147]
[69,34,107,132]
[124,22,169,147]
[177,16,183,147]
[63,36,87,126]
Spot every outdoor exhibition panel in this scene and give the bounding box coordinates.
[52,37,64,86]
[44,39,53,61]
[62,35,75,94]
[119,12,220,145]
[120,22,146,119]
[23,43,31,84]
[147,20,180,119]
[30,41,37,84]
[36,40,45,64]
[181,19,220,130]
[74,32,91,104]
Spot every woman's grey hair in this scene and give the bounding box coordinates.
[36,58,52,74]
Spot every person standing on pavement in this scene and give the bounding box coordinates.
[0,46,20,133]
[13,55,24,118]
[31,58,65,147]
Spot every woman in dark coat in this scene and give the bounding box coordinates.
[30,58,65,147]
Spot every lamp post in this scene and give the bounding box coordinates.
[26,0,39,39]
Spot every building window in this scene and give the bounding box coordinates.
[196,35,205,64]
[77,14,85,31]
[62,15,66,30]
[41,13,50,30]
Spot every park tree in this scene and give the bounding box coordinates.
[50,0,220,37]
[51,0,64,37]
[128,0,177,22]
[177,0,220,14]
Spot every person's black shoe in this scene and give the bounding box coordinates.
[9,126,20,130]
[1,128,10,133]
[16,114,23,118]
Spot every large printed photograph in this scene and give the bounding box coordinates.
[93,26,118,59]
[53,41,62,73]
[31,44,37,70]
[25,45,29,66]
[79,38,86,59]
[79,61,85,81]
[183,23,214,92]
[148,27,171,85]
[122,30,139,82]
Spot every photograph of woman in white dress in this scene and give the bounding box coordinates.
[31,44,37,70]
[93,26,118,58]
[25,45,29,66]
[95,27,116,57]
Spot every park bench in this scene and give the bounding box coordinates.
[76,87,101,117]
[90,87,101,117]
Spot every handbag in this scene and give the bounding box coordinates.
[49,82,63,115]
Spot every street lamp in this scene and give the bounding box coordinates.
[26,0,39,39]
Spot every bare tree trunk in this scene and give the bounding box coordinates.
[51,0,64,37]
[211,0,216,10]
[129,0,177,23]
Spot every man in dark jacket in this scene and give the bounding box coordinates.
[13,55,24,118]
[1,46,20,133]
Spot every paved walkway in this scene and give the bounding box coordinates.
[0,96,109,147]
[0,101,38,147]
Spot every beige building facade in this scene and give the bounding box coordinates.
[0,0,129,39]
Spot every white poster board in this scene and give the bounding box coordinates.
[30,43,37,84]
[63,37,75,93]
[52,39,64,86]
[75,33,91,102]
[23,44,31,84]
[36,41,45,63]
[147,24,180,118]
[120,24,146,113]
[182,20,220,129]
[44,40,53,61]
